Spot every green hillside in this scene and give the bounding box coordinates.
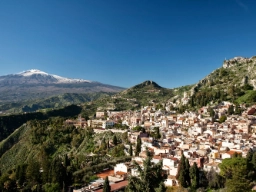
[0,105,82,142]
[186,56,256,108]
[0,92,114,114]
[79,81,192,120]
[0,115,130,191]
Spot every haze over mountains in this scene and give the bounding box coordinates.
[0,69,124,103]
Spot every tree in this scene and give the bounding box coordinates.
[156,182,166,192]
[209,108,215,118]
[185,159,191,186]
[153,127,161,139]
[190,162,199,189]
[49,157,67,189]
[225,176,250,192]
[40,148,51,184]
[219,157,252,192]
[176,153,190,188]
[176,153,185,180]
[101,138,107,150]
[42,183,60,192]
[178,169,188,188]
[103,176,111,192]
[206,168,224,189]
[246,148,254,171]
[132,126,143,132]
[219,115,227,123]
[252,152,256,170]
[113,135,118,146]
[228,105,234,115]
[135,136,141,156]
[235,104,242,115]
[16,164,26,187]
[26,159,40,185]
[126,155,164,192]
[129,143,133,156]
[190,96,195,107]
[121,131,128,143]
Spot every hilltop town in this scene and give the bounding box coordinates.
[66,98,256,191]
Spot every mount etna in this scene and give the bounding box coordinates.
[0,69,124,103]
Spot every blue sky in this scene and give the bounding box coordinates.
[0,0,256,88]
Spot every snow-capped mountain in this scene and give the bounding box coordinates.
[0,69,124,102]
[15,69,92,84]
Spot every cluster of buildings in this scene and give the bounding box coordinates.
[69,101,256,191]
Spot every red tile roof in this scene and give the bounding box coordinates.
[96,170,114,178]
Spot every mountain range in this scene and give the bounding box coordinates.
[1,55,256,113]
[0,69,124,103]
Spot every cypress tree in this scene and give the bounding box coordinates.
[50,157,66,189]
[126,155,164,191]
[177,153,189,188]
[16,164,26,187]
[155,127,161,139]
[228,105,234,115]
[246,148,254,168]
[156,182,166,192]
[185,158,191,186]
[113,135,118,146]
[107,139,109,149]
[101,138,107,150]
[235,104,241,115]
[26,159,40,184]
[252,152,256,170]
[135,136,141,156]
[190,162,199,189]
[179,169,188,188]
[103,176,111,192]
[129,143,133,156]
[176,153,186,180]
[209,108,215,118]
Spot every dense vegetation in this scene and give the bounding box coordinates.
[0,116,131,191]
[175,151,256,192]
[118,80,176,108]
[0,104,82,142]
[0,92,114,114]
[79,81,192,118]
[188,57,256,107]
[126,152,166,192]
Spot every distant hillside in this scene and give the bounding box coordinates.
[0,92,114,114]
[0,114,130,189]
[186,55,256,107]
[118,80,174,105]
[0,104,82,142]
[0,69,124,103]
[80,80,192,119]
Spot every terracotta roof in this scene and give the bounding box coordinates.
[115,171,127,175]
[96,170,114,178]
[226,150,241,155]
[170,157,178,161]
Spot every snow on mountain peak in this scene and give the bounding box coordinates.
[19,69,49,76]
[17,69,91,83]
